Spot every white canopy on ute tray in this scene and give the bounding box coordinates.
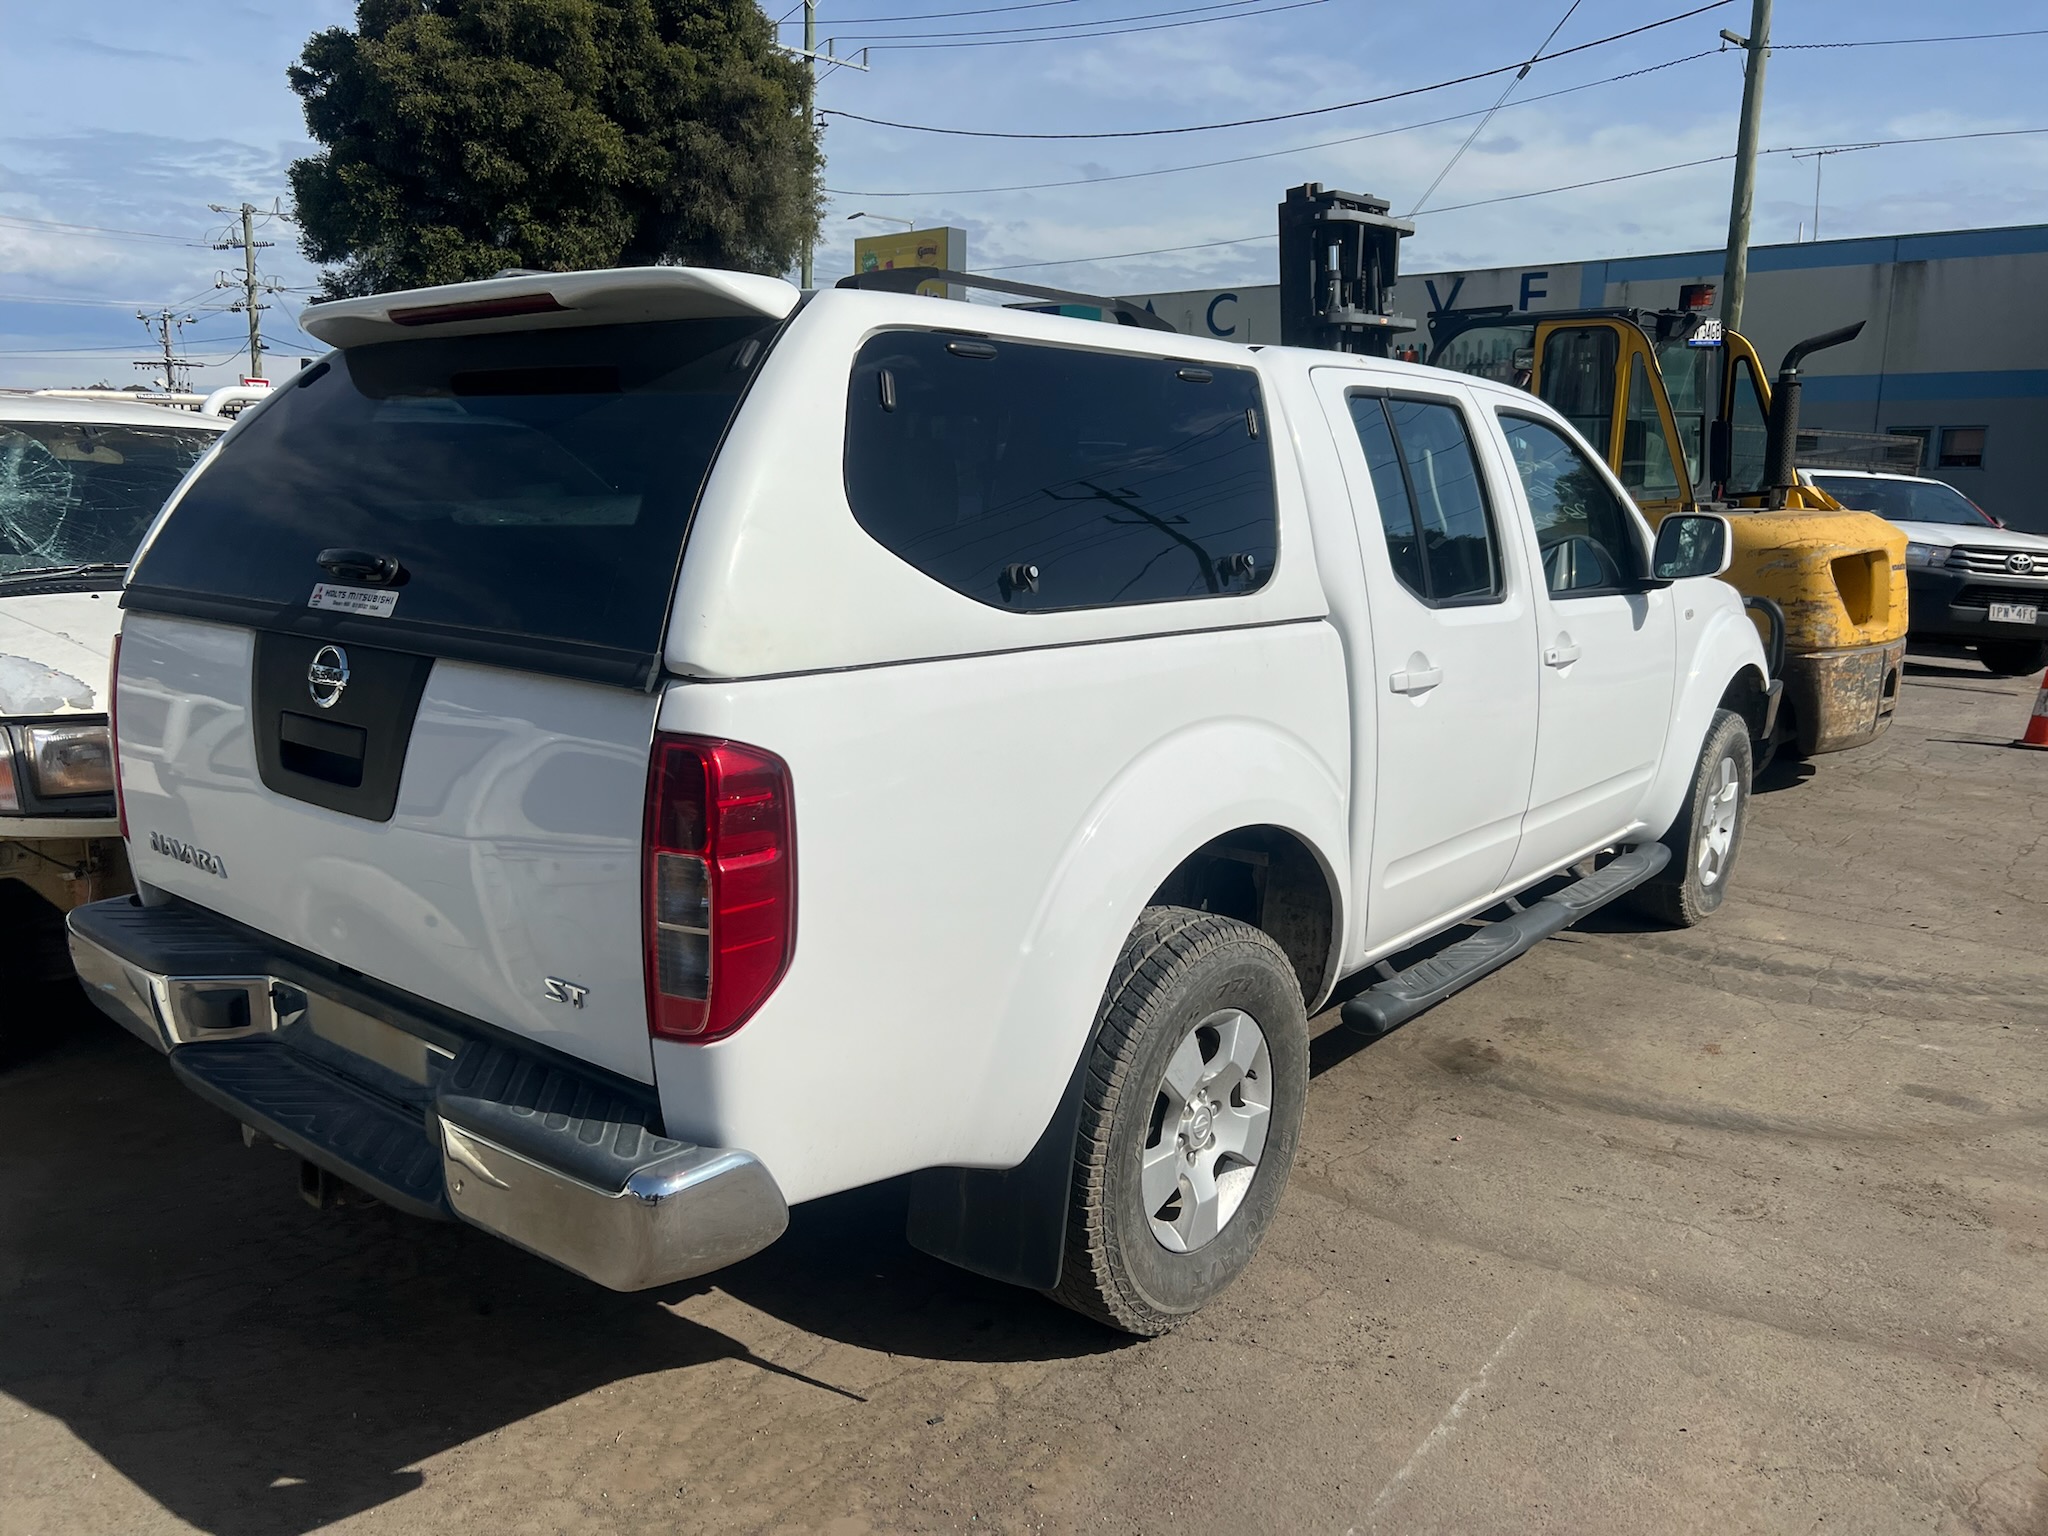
[300,267,801,349]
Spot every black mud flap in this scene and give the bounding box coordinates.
[904,1052,1088,1292]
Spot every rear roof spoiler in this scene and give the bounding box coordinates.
[301,267,801,348]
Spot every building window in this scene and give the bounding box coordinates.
[1938,426,1987,469]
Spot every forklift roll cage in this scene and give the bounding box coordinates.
[1425,303,1786,519]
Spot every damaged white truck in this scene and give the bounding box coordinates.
[1,395,224,985]
[68,267,1767,1333]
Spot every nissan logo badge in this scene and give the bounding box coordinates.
[308,644,350,709]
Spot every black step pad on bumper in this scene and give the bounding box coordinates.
[439,1040,681,1194]
[171,1041,450,1220]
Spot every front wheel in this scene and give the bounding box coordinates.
[1048,907,1308,1336]
[1630,707,1752,928]
[1977,639,2048,677]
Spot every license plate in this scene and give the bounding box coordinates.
[1988,601,2039,624]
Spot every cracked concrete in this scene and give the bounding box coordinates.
[1,647,2044,1535]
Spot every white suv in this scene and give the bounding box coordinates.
[70,267,1766,1333]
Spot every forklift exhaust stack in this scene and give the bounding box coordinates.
[1764,321,1865,507]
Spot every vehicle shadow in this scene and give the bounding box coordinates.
[1754,754,1817,794]
[0,1014,1117,1536]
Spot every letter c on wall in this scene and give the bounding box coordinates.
[1206,292,1238,337]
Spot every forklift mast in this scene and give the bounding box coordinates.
[1277,183,1414,356]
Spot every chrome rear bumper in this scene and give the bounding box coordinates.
[67,897,788,1292]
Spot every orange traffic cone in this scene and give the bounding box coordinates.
[2019,671,2048,749]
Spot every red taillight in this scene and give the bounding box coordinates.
[108,632,127,840]
[642,735,794,1043]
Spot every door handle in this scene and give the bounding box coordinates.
[1543,642,1581,668]
[1389,666,1443,695]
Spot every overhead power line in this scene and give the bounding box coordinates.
[830,0,1263,41]
[854,0,1320,48]
[0,292,178,309]
[1406,0,1583,217]
[784,0,1081,23]
[821,0,1735,138]
[986,233,1273,270]
[985,125,2048,272]
[0,212,209,247]
[824,49,1716,199]
[1774,27,2048,51]
[1429,125,2048,214]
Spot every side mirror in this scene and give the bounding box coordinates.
[1652,513,1733,580]
[1708,418,1732,488]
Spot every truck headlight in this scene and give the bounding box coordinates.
[24,721,114,797]
[1903,541,1949,567]
[0,740,17,814]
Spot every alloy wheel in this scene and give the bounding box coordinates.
[1141,1008,1272,1253]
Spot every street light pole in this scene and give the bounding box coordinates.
[1718,0,1772,335]
[846,211,917,232]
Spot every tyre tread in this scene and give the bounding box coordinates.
[1048,906,1294,1335]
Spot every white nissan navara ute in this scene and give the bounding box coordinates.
[70,267,1769,1334]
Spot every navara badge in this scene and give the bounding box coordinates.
[308,645,350,709]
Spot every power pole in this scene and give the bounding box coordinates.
[778,14,867,290]
[135,310,197,392]
[211,201,275,380]
[802,0,816,289]
[1717,0,1771,335]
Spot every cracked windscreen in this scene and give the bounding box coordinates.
[0,419,218,576]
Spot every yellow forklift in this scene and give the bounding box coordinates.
[1426,302,1908,760]
[1274,181,1907,762]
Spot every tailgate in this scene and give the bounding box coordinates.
[118,611,660,1083]
[109,299,792,1086]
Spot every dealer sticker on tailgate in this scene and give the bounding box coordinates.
[309,583,400,618]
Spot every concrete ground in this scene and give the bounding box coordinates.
[2,649,2044,1536]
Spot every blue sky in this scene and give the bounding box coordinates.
[2,0,2044,388]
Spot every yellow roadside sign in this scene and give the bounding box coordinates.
[853,227,967,297]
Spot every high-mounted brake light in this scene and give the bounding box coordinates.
[109,632,127,840]
[386,292,567,327]
[643,735,794,1043]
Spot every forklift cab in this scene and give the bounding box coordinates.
[1427,305,1778,519]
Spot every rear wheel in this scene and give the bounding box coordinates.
[1048,907,1307,1336]
[1977,639,2048,677]
[1630,708,1751,928]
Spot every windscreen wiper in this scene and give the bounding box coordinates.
[0,561,130,583]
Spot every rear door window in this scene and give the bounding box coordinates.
[843,330,1276,611]
[128,316,778,687]
[1347,393,1502,604]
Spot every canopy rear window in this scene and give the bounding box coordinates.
[129,317,777,686]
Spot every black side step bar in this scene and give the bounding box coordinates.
[1339,844,1671,1038]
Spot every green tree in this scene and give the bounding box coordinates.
[288,0,820,298]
